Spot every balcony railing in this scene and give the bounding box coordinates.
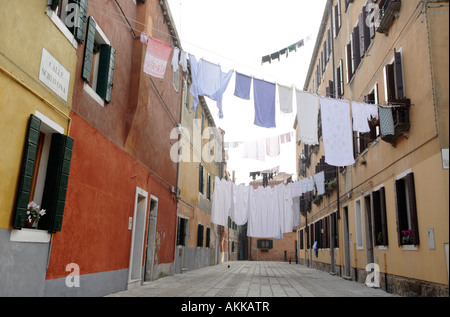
[376,0,402,34]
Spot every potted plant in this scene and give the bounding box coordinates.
[25,201,46,228]
[401,230,414,245]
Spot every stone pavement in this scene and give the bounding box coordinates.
[106,261,398,297]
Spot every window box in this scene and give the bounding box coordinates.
[376,0,402,35]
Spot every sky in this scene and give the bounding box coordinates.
[166,0,328,184]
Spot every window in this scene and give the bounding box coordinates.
[355,199,364,249]
[176,217,188,246]
[395,172,419,246]
[334,0,342,37]
[205,227,210,248]
[372,187,388,246]
[82,16,116,104]
[335,60,344,98]
[13,114,74,233]
[299,229,304,250]
[48,0,88,44]
[197,224,204,247]
[384,49,405,103]
[358,5,372,59]
[206,174,211,200]
[198,164,204,194]
[257,240,273,249]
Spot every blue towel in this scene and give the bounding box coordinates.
[234,72,252,100]
[253,78,276,128]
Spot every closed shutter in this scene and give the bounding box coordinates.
[68,0,88,43]
[38,134,74,233]
[393,50,405,99]
[96,44,116,103]
[199,164,204,194]
[197,224,204,247]
[13,115,42,229]
[352,26,361,70]
[82,16,96,82]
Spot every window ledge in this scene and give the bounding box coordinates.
[376,245,388,250]
[84,82,105,107]
[402,245,418,251]
[46,8,78,50]
[10,228,51,243]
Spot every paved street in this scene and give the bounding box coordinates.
[106,261,397,297]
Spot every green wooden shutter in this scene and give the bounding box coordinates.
[257,240,262,248]
[379,187,389,245]
[13,115,42,229]
[38,134,74,233]
[406,173,419,245]
[82,16,96,82]
[68,0,88,44]
[268,240,273,249]
[96,44,116,103]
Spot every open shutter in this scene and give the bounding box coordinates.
[96,45,116,103]
[385,63,396,103]
[352,26,361,70]
[346,43,353,82]
[379,187,388,245]
[393,49,405,100]
[38,134,74,233]
[406,173,419,245]
[13,115,41,229]
[68,0,88,43]
[82,16,96,82]
[359,11,366,59]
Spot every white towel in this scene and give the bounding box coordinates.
[320,97,355,167]
[296,90,319,145]
[313,171,325,195]
[278,84,294,114]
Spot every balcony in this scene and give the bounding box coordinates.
[381,99,411,146]
[376,0,402,34]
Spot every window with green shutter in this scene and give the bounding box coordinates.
[13,114,74,233]
[38,134,74,233]
[49,0,88,43]
[82,16,116,104]
[13,115,41,229]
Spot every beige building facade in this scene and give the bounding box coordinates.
[296,0,449,296]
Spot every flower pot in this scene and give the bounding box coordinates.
[24,219,35,228]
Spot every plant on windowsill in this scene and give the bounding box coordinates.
[25,201,46,228]
[401,230,414,245]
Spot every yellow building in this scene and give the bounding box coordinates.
[295,0,449,296]
[174,72,231,271]
[0,0,78,296]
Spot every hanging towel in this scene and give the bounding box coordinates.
[367,103,379,120]
[352,101,371,133]
[179,50,188,72]
[234,72,252,100]
[313,171,325,195]
[288,44,297,53]
[379,106,395,135]
[278,84,294,114]
[320,97,355,167]
[253,78,276,128]
[171,47,180,73]
[242,139,266,161]
[266,136,281,157]
[262,55,271,65]
[296,90,319,145]
[188,54,200,111]
[230,183,250,226]
[190,58,233,118]
[143,35,172,79]
[211,177,232,227]
[270,52,280,62]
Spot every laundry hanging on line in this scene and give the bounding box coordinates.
[261,36,310,65]
[211,177,301,239]
[141,33,172,79]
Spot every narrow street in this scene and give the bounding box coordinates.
[106,261,397,297]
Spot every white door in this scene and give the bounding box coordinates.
[128,187,148,289]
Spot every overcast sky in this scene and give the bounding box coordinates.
[166,0,327,184]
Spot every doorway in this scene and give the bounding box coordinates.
[343,206,351,278]
[364,195,375,266]
[144,196,158,282]
[128,187,148,289]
